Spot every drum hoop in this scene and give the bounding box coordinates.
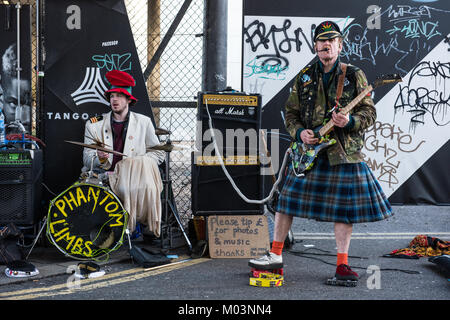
[46,181,129,261]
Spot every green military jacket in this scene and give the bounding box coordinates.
[285,58,376,166]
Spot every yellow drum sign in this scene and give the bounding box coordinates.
[47,182,128,260]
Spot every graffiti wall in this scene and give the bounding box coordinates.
[43,0,155,198]
[242,0,449,204]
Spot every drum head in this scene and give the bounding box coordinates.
[47,182,128,260]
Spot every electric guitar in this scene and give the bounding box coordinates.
[291,74,402,176]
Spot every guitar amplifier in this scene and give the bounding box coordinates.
[0,149,43,225]
[196,92,261,155]
[192,92,264,216]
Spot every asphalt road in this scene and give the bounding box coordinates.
[0,205,448,314]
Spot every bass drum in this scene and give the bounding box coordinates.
[46,182,129,260]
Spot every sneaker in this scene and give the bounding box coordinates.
[248,251,283,270]
[5,261,39,278]
[335,264,359,281]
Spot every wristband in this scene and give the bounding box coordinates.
[296,128,304,142]
[344,115,355,129]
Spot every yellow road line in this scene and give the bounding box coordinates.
[0,266,146,298]
[1,258,209,300]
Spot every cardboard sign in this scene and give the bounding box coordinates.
[208,215,270,258]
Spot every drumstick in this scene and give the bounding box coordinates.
[85,133,112,149]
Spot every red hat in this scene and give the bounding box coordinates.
[104,70,137,105]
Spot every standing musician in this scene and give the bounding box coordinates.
[249,21,393,284]
[82,69,165,236]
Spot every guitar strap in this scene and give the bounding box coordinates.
[335,63,347,106]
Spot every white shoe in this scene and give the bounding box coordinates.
[248,251,283,270]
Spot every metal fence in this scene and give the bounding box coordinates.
[125,0,204,224]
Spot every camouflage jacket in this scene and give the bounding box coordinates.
[285,58,376,165]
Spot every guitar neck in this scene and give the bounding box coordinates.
[319,85,373,137]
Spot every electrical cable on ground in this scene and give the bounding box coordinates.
[287,248,421,275]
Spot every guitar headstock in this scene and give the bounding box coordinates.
[373,74,402,88]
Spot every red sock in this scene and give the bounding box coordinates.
[270,241,284,256]
[337,253,348,266]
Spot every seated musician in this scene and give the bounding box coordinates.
[82,70,165,236]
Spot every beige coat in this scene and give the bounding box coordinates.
[82,111,165,234]
[83,111,164,170]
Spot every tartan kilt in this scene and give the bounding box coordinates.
[276,154,393,224]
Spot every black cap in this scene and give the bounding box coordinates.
[314,21,343,42]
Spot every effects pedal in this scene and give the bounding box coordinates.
[249,269,284,288]
[250,267,283,278]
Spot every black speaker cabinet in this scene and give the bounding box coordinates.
[197,92,261,155]
[0,149,43,225]
[192,92,264,216]
[191,162,263,215]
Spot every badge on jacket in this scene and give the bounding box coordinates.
[301,74,312,86]
[89,115,103,123]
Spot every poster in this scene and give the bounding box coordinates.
[0,4,31,134]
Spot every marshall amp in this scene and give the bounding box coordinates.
[192,92,264,216]
[0,149,43,225]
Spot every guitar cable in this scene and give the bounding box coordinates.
[287,248,421,275]
[204,99,291,205]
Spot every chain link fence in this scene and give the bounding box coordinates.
[125,0,204,225]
